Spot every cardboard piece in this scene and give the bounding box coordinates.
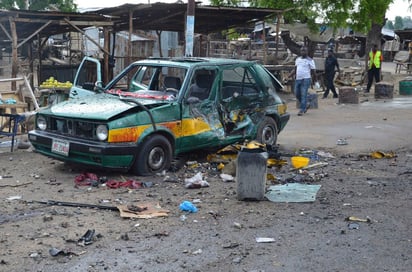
[117,203,169,219]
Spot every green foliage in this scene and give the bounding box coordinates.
[211,0,394,34]
[210,0,242,6]
[394,16,404,30]
[0,0,77,12]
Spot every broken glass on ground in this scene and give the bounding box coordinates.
[265,183,321,203]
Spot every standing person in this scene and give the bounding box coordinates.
[289,46,317,116]
[323,49,340,99]
[366,44,383,93]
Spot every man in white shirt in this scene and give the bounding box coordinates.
[289,47,317,116]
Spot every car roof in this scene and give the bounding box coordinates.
[133,57,256,68]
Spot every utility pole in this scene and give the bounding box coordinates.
[185,0,195,57]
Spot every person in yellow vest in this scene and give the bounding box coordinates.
[366,44,383,93]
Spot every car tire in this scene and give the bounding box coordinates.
[256,116,278,147]
[132,134,172,176]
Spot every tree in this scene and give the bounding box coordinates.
[394,16,404,29]
[0,0,77,12]
[385,20,394,29]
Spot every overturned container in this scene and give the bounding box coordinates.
[399,78,412,95]
[236,146,268,201]
[374,82,393,99]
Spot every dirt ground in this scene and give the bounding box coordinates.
[0,63,411,272]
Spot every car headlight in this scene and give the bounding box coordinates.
[37,116,47,130]
[96,125,108,141]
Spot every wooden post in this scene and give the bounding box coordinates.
[128,10,133,67]
[185,0,195,57]
[262,21,267,65]
[103,27,110,84]
[275,13,281,60]
[9,17,18,91]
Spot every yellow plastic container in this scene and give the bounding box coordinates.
[291,156,310,169]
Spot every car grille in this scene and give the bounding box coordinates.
[46,117,102,140]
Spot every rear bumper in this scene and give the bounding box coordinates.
[28,130,138,170]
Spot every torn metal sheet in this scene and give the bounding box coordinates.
[265,183,321,203]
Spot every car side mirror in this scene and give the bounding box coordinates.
[186,96,200,104]
[95,81,104,92]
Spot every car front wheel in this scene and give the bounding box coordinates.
[256,116,278,147]
[132,134,172,176]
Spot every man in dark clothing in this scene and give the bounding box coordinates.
[323,49,340,98]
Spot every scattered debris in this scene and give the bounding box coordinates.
[220,173,234,182]
[223,242,240,249]
[179,201,198,213]
[221,161,236,176]
[34,200,118,211]
[345,216,371,223]
[348,222,360,230]
[0,175,13,179]
[127,204,148,213]
[370,151,396,159]
[78,229,95,246]
[256,237,276,243]
[192,249,202,255]
[296,149,319,161]
[265,183,322,203]
[74,172,99,186]
[302,162,329,170]
[118,203,169,218]
[337,139,349,145]
[153,231,169,238]
[266,173,277,183]
[317,151,336,159]
[208,210,219,219]
[6,195,22,201]
[49,247,83,257]
[29,252,41,260]
[106,180,145,189]
[267,158,288,167]
[43,214,53,222]
[0,181,32,188]
[184,172,209,189]
[74,172,150,189]
[120,233,129,241]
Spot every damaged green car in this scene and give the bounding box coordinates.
[29,57,290,175]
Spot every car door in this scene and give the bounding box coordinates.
[69,57,102,98]
[178,67,225,152]
[218,64,265,136]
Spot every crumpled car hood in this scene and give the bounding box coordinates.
[50,93,168,120]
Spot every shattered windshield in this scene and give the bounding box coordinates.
[106,64,187,101]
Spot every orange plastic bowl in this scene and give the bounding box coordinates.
[291,156,310,169]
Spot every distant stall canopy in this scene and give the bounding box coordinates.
[90,3,283,34]
[0,9,113,48]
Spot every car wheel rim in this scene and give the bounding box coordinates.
[148,146,165,170]
[262,126,275,145]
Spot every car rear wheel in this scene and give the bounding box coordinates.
[132,134,172,176]
[256,116,278,147]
